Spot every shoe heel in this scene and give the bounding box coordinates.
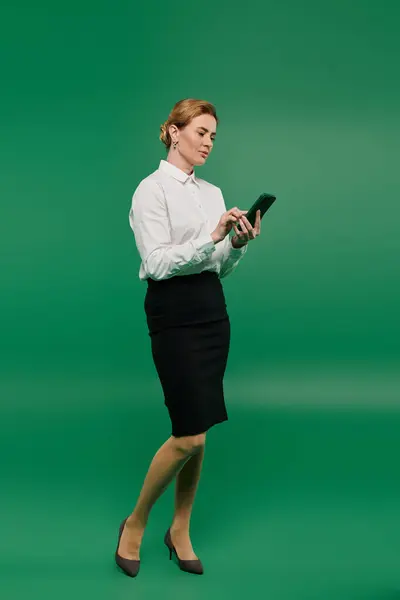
[164,528,204,575]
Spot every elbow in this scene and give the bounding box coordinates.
[144,251,163,280]
[144,262,167,281]
[144,249,177,281]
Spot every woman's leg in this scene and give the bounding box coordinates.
[169,441,206,560]
[117,432,206,560]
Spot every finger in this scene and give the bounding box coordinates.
[239,221,250,241]
[241,216,257,239]
[237,218,246,233]
[234,221,245,236]
[229,208,247,217]
[234,211,247,221]
[229,207,247,213]
[241,216,254,229]
[234,223,246,238]
[234,221,244,235]
[239,217,251,233]
[241,217,257,240]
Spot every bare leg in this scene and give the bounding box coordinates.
[170,443,205,560]
[117,434,205,560]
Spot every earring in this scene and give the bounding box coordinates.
[173,141,177,149]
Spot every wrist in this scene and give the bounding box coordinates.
[211,231,222,244]
[231,236,248,249]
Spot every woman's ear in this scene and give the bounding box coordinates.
[168,124,178,138]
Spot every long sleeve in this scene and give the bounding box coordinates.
[217,188,248,279]
[129,178,216,280]
[218,235,248,278]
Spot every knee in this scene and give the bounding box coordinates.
[173,432,206,455]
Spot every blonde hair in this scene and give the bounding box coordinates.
[159,98,218,150]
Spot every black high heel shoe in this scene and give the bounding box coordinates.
[164,528,204,575]
[115,517,141,577]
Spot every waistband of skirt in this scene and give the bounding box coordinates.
[146,270,219,287]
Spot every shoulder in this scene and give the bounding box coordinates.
[132,171,164,201]
[134,170,163,191]
[195,175,223,196]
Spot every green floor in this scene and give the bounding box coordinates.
[2,373,400,599]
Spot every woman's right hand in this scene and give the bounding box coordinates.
[211,207,248,244]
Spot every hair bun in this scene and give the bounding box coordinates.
[160,121,169,146]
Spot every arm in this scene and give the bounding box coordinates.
[218,236,248,279]
[129,179,216,280]
[218,189,248,279]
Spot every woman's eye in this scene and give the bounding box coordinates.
[198,132,215,142]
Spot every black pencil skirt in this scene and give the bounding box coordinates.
[144,270,231,437]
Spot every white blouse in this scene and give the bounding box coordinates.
[129,159,248,281]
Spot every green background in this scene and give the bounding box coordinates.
[1,0,399,598]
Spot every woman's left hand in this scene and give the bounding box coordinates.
[231,209,261,248]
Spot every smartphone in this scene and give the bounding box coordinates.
[238,193,276,231]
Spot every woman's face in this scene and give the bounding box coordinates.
[171,114,217,166]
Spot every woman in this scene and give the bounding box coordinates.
[115,98,262,578]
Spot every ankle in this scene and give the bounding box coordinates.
[171,519,190,534]
[126,513,147,530]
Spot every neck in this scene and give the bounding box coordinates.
[166,150,194,175]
